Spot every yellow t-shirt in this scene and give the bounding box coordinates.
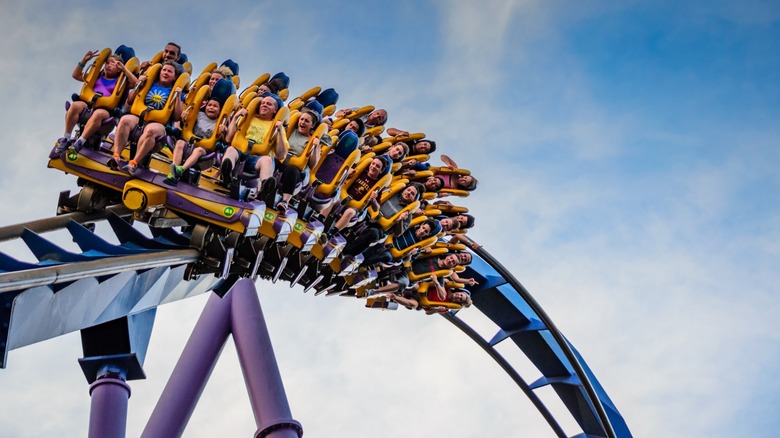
[246,118,273,145]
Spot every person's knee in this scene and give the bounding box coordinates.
[256,155,273,170]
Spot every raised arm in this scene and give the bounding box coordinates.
[72,50,98,81]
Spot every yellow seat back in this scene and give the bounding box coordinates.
[129,64,191,124]
[79,48,140,111]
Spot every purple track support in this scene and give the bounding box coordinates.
[88,376,131,438]
[141,292,232,438]
[141,279,301,438]
[230,278,302,438]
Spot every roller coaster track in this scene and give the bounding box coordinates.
[0,209,632,437]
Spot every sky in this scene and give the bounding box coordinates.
[0,0,779,436]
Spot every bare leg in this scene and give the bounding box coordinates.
[133,122,166,164]
[80,109,111,140]
[172,139,186,166]
[255,155,275,181]
[182,147,206,171]
[334,207,356,230]
[113,114,139,157]
[65,101,87,135]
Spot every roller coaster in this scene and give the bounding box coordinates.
[0,44,633,437]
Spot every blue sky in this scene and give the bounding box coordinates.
[0,1,778,436]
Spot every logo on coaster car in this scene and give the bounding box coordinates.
[67,151,78,162]
[264,211,275,222]
[294,222,304,231]
[223,206,235,217]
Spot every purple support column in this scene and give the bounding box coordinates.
[141,292,232,438]
[88,376,131,438]
[231,279,302,438]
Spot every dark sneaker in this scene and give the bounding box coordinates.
[107,156,120,170]
[220,160,233,187]
[276,200,288,212]
[163,175,179,186]
[259,177,277,199]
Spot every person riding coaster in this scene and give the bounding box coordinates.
[164,78,237,186]
[52,46,139,157]
[221,92,289,202]
[314,153,393,243]
[106,60,190,175]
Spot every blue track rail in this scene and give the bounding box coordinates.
[446,248,633,438]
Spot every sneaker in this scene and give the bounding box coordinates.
[52,137,71,156]
[163,175,179,186]
[259,177,277,199]
[68,137,85,156]
[172,164,184,179]
[107,155,120,171]
[276,200,288,212]
[121,162,137,175]
[220,160,233,187]
[70,137,86,153]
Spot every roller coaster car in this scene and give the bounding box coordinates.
[129,63,191,126]
[179,82,237,160]
[238,72,270,107]
[148,50,193,76]
[416,281,464,311]
[364,296,399,310]
[338,154,392,211]
[329,105,375,131]
[381,132,426,148]
[284,111,328,171]
[308,144,362,200]
[78,48,141,112]
[420,166,474,200]
[229,96,290,157]
[385,215,439,260]
[366,180,421,232]
[186,61,242,107]
[293,154,393,275]
[238,72,290,106]
[286,87,322,113]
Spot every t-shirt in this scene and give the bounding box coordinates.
[379,194,406,218]
[93,75,119,96]
[287,129,309,159]
[411,257,439,276]
[144,82,172,111]
[246,118,273,145]
[193,111,217,138]
[391,227,419,251]
[347,172,378,200]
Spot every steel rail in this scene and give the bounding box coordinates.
[0,204,130,242]
[0,249,200,293]
[473,247,617,438]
